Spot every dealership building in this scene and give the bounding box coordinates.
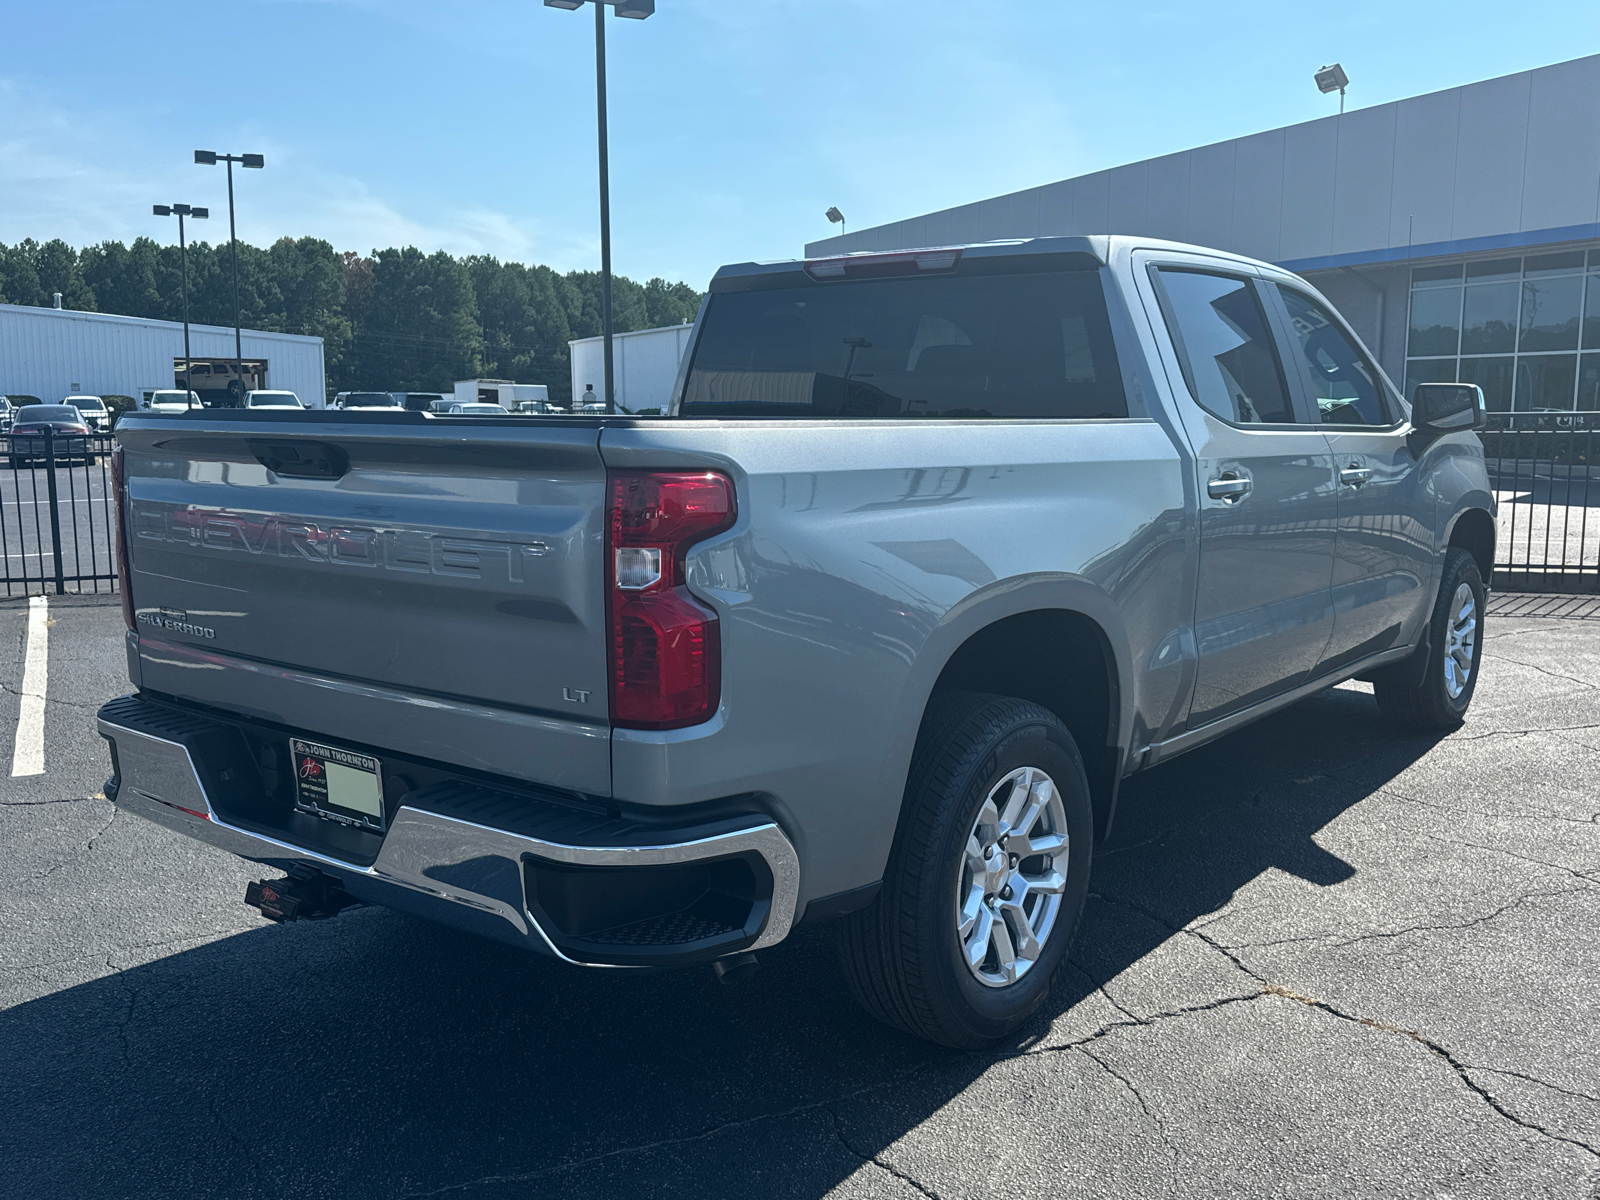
[806,53,1600,415]
[0,302,326,407]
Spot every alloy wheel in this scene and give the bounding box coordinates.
[955,766,1069,988]
[1444,582,1477,700]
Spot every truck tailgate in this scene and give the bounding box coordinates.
[117,415,611,794]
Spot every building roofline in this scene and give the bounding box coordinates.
[1280,221,1600,274]
[0,302,323,346]
[568,322,695,346]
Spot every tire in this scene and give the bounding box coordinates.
[837,692,1094,1048]
[1373,547,1486,730]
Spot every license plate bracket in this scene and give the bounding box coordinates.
[291,738,386,832]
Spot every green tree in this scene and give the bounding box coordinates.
[81,238,163,318]
[350,247,482,391]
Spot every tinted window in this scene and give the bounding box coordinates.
[1277,288,1390,426]
[681,269,1125,419]
[16,406,81,421]
[1156,269,1295,423]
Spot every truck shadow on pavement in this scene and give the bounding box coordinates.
[2,684,1441,1200]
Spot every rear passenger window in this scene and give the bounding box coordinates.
[1156,269,1295,424]
[1276,287,1392,426]
[681,269,1126,419]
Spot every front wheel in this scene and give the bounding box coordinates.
[1373,547,1486,729]
[837,692,1093,1048]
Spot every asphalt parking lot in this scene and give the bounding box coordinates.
[3,593,1598,1199]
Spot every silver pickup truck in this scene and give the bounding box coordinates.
[98,236,1494,1048]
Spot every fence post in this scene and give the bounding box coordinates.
[43,427,65,596]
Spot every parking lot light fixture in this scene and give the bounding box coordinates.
[826,206,846,235]
[1315,63,1349,114]
[541,0,655,414]
[194,149,264,405]
[152,202,209,398]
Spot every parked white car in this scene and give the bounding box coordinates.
[63,395,112,432]
[445,403,508,415]
[244,390,305,409]
[333,392,404,410]
[143,390,203,414]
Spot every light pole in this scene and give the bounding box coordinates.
[1315,63,1349,115]
[543,0,654,415]
[152,203,209,402]
[194,149,264,405]
[826,206,846,236]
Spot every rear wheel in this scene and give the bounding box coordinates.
[837,692,1093,1048]
[1373,547,1485,729]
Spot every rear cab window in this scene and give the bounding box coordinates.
[680,258,1127,420]
[1153,268,1297,425]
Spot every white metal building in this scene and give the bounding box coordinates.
[806,53,1600,415]
[452,380,549,408]
[570,323,695,412]
[0,303,326,407]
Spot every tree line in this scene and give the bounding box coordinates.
[0,236,703,405]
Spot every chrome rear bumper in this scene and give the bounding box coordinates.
[98,696,800,966]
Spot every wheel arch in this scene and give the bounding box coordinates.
[876,576,1134,864]
[1446,506,1495,584]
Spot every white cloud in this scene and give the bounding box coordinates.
[0,78,593,269]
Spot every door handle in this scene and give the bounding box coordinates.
[1339,464,1373,487]
[1207,473,1252,501]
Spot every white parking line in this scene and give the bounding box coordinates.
[10,595,48,776]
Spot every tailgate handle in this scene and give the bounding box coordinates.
[249,440,349,480]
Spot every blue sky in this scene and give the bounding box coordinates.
[3,1,1597,289]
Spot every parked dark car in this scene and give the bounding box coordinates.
[7,404,96,466]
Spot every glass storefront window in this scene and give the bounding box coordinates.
[1403,358,1456,402]
[1412,263,1464,286]
[1520,275,1584,351]
[1458,357,1515,412]
[1408,287,1461,356]
[1466,258,1521,283]
[1406,248,1600,411]
[1462,281,1519,353]
[1580,354,1600,411]
[1584,274,1600,350]
[1514,355,1578,411]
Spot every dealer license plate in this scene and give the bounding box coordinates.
[291,738,386,832]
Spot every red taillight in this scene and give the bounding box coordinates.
[111,445,135,631]
[607,471,735,729]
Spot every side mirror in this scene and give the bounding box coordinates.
[1411,382,1486,433]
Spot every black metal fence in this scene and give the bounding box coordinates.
[1482,412,1599,593]
[1,430,120,597]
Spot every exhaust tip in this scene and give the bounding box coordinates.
[711,952,760,985]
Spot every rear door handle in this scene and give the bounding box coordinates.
[1339,464,1373,486]
[1207,473,1252,501]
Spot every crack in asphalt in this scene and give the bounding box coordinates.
[14,804,116,885]
[1378,784,1600,828]
[1485,653,1599,691]
[1447,722,1600,743]
[1467,1066,1600,1107]
[108,953,135,1068]
[828,1105,942,1199]
[1260,984,1600,1162]
[1080,1045,1180,1175]
[1421,832,1600,886]
[1211,884,1595,951]
[1090,891,1600,1162]
[0,678,99,710]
